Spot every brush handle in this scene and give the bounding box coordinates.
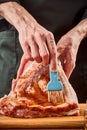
[50,71,58,80]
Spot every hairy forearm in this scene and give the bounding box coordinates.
[65,18,87,50]
[0,2,38,31]
[77,18,87,37]
[74,18,87,41]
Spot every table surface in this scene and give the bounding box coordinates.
[0,104,87,129]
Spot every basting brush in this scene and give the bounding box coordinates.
[47,69,64,104]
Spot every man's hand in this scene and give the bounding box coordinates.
[18,23,57,72]
[0,1,57,74]
[57,19,87,78]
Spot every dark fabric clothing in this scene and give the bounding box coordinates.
[0,20,23,97]
[0,0,19,3]
[0,0,87,102]
[82,9,87,19]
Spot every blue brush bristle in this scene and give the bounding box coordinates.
[47,71,63,91]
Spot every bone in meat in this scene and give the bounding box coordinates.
[0,61,79,118]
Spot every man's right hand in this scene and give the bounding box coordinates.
[0,1,58,75]
[18,22,57,72]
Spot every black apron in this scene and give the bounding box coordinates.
[0,18,23,97]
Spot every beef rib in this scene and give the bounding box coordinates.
[0,60,79,118]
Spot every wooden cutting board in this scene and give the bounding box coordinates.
[0,104,87,129]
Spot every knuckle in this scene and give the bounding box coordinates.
[33,55,38,60]
[42,53,49,65]
[32,55,42,63]
[39,32,44,37]
[46,32,55,43]
[28,34,34,40]
[46,32,54,39]
[43,52,49,59]
[35,31,44,38]
[35,31,41,37]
